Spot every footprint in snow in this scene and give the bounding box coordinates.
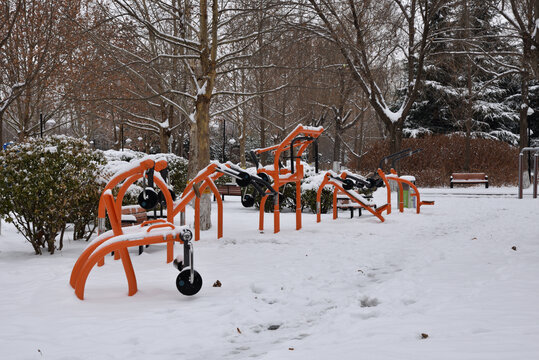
[360,296,380,308]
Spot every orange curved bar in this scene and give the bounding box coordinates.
[98,159,156,219]
[146,223,175,232]
[74,232,183,300]
[316,172,385,223]
[377,168,392,215]
[172,163,224,240]
[140,219,167,227]
[69,232,114,288]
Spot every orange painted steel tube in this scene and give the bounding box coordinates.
[74,233,182,300]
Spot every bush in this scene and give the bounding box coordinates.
[0,136,105,254]
[101,150,189,203]
[356,135,519,187]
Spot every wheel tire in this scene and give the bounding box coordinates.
[241,194,255,207]
[236,172,251,187]
[342,179,354,190]
[258,172,271,183]
[176,269,203,296]
[138,188,159,210]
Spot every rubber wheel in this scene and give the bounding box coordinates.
[342,179,354,190]
[241,194,255,207]
[258,173,270,183]
[138,188,159,210]
[236,172,251,187]
[176,269,203,296]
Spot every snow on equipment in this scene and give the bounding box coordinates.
[376,149,434,214]
[249,124,324,233]
[316,171,388,223]
[70,158,203,299]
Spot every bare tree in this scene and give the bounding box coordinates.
[305,0,447,154]
[0,0,23,144]
[1,1,83,142]
[496,0,539,181]
[111,0,285,230]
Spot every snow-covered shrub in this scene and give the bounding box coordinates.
[300,170,333,214]
[0,136,105,254]
[101,150,189,203]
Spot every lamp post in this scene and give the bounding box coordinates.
[40,113,43,138]
[222,118,226,163]
[120,123,124,151]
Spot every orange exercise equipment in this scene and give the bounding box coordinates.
[376,149,434,215]
[70,158,202,300]
[316,171,388,223]
[251,124,324,233]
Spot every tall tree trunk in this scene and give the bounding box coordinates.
[388,122,402,156]
[259,94,267,163]
[333,121,341,163]
[0,113,4,146]
[520,45,530,185]
[196,97,212,231]
[187,120,198,179]
[463,0,472,172]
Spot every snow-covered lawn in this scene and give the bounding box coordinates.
[1,187,538,359]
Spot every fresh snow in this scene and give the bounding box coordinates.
[1,186,539,359]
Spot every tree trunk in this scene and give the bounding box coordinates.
[0,114,3,146]
[259,94,267,163]
[333,120,341,163]
[240,114,247,167]
[520,47,530,181]
[187,120,198,179]
[388,122,402,156]
[195,96,211,231]
[463,0,472,172]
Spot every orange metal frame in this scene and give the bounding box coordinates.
[254,125,324,233]
[316,172,387,223]
[377,168,434,215]
[70,159,183,299]
[70,160,231,300]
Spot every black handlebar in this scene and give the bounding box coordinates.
[378,148,412,170]
[390,148,422,169]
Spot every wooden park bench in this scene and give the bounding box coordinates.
[121,205,148,226]
[215,183,242,200]
[450,173,489,188]
[336,195,364,218]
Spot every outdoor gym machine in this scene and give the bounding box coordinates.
[250,124,324,233]
[71,158,203,300]
[377,149,434,214]
[316,170,388,223]
[518,147,539,199]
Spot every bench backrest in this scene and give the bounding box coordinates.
[451,173,486,180]
[216,184,242,195]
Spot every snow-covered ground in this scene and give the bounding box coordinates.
[1,186,538,360]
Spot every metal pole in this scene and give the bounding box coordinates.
[518,152,523,199]
[120,123,124,151]
[40,113,43,138]
[314,139,319,173]
[222,119,226,163]
[534,153,538,199]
